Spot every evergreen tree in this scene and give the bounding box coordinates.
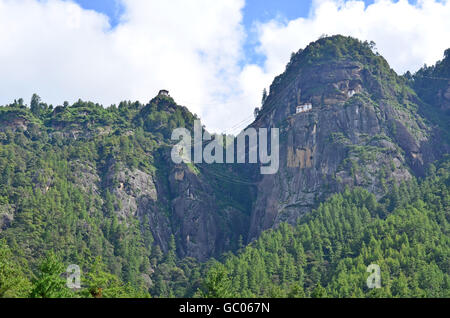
[201,264,232,298]
[0,240,32,297]
[30,252,73,298]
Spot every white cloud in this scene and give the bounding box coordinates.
[0,0,450,133]
[0,0,248,133]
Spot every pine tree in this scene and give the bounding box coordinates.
[30,94,42,117]
[30,251,73,298]
[201,264,232,298]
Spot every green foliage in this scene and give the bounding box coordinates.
[0,95,198,298]
[30,251,73,298]
[201,159,450,298]
[199,263,233,298]
[81,257,148,298]
[0,240,32,297]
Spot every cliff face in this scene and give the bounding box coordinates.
[247,36,449,240]
[68,98,253,261]
[163,159,251,260]
[414,49,450,112]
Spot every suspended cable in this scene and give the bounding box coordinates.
[197,165,259,185]
[413,75,450,81]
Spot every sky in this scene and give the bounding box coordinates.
[1,0,449,134]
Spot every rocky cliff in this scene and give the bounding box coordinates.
[246,36,449,240]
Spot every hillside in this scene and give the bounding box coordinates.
[0,35,449,298]
[199,157,449,298]
[0,94,252,297]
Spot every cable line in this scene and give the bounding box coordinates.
[197,165,259,185]
[413,75,450,81]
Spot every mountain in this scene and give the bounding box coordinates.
[247,35,449,241]
[0,93,254,296]
[0,35,448,298]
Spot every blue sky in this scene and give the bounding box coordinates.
[73,0,313,28]
[72,0,420,28]
[72,0,314,67]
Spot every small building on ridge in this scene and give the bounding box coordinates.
[296,103,312,114]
